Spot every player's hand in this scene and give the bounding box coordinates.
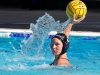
[70,14,85,24]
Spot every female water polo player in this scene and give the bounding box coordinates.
[50,14,85,66]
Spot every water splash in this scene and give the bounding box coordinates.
[21,13,70,56]
[9,42,17,53]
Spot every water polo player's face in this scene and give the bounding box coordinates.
[51,38,63,56]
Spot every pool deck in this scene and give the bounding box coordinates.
[0,8,100,34]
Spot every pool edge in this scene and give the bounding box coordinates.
[0,28,100,36]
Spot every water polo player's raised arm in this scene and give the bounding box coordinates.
[63,14,85,38]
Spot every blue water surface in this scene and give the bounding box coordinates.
[0,36,100,75]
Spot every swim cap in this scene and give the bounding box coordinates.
[52,33,69,55]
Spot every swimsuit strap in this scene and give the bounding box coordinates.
[50,58,69,66]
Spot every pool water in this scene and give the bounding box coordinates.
[0,36,100,75]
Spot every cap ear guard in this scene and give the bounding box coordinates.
[60,40,69,55]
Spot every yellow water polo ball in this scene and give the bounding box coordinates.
[66,0,87,19]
